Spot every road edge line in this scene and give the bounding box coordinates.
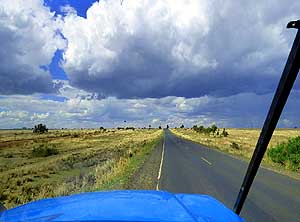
[201,157,212,166]
[156,133,165,190]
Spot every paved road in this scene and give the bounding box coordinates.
[159,130,300,222]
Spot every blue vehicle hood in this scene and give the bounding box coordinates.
[0,190,243,222]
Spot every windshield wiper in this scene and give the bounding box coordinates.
[234,20,300,215]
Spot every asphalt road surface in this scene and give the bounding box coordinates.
[158,130,300,222]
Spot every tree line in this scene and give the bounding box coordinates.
[192,124,229,137]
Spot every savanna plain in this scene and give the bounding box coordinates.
[0,129,162,208]
[1,127,299,209]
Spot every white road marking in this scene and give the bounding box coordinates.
[201,157,212,166]
[156,135,165,190]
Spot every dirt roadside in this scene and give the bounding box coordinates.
[126,138,163,190]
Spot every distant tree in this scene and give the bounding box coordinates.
[148,125,151,129]
[180,124,184,129]
[211,124,218,135]
[222,128,229,137]
[192,125,198,131]
[166,125,169,129]
[158,126,162,129]
[204,127,211,135]
[198,125,204,132]
[33,124,48,134]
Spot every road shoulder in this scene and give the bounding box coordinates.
[127,137,163,190]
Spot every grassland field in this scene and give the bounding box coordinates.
[0,129,162,208]
[1,128,299,209]
[172,128,300,178]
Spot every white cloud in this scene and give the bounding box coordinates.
[60,5,77,15]
[55,80,99,99]
[0,0,65,94]
[60,0,300,98]
[0,81,299,129]
[0,1,299,129]
[30,112,50,121]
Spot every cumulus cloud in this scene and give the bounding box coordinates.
[60,4,77,16]
[0,0,65,94]
[61,0,300,98]
[0,1,299,129]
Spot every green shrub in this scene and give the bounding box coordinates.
[222,128,229,137]
[71,133,79,138]
[230,142,240,150]
[267,136,300,170]
[4,153,14,158]
[33,123,48,134]
[32,144,59,157]
[192,124,228,137]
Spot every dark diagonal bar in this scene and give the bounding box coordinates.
[234,20,300,215]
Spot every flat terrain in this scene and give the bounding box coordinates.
[0,129,162,208]
[172,128,300,176]
[160,130,300,222]
[1,127,299,221]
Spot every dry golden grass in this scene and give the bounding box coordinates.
[0,129,162,208]
[171,128,300,177]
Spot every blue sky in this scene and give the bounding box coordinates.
[0,0,299,129]
[44,0,95,17]
[41,49,68,80]
[43,0,96,81]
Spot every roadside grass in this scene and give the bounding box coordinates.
[31,143,59,157]
[55,135,162,194]
[171,128,300,177]
[0,129,162,208]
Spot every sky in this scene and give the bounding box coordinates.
[0,0,299,129]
